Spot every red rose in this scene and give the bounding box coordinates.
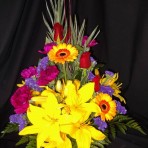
[80,52,91,68]
[53,23,63,41]
[92,75,101,92]
[10,86,32,114]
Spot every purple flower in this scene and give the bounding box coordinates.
[90,57,97,65]
[21,66,36,79]
[100,85,114,96]
[88,72,95,80]
[25,78,42,92]
[9,114,27,131]
[37,56,49,74]
[105,71,114,77]
[38,42,56,54]
[82,36,98,47]
[93,117,107,131]
[37,65,59,86]
[115,100,127,114]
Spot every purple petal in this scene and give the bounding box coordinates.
[93,117,107,131]
[105,71,114,77]
[88,72,95,80]
[25,78,43,92]
[115,100,127,114]
[9,114,27,131]
[37,56,49,74]
[100,85,114,96]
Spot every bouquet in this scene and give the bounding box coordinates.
[1,0,146,148]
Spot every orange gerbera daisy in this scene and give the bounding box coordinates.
[48,43,78,64]
[94,93,117,121]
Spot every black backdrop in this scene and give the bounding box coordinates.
[0,0,148,147]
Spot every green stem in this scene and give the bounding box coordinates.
[63,64,67,83]
[81,69,87,85]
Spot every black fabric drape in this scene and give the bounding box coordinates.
[0,0,46,147]
[0,0,148,147]
[73,0,148,147]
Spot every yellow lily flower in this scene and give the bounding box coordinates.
[19,92,73,148]
[60,114,106,148]
[111,82,126,103]
[41,133,72,148]
[100,73,126,103]
[63,80,101,121]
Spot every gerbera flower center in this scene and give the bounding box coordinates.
[56,49,70,58]
[99,100,110,113]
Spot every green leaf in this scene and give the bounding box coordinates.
[109,124,116,139]
[75,45,84,52]
[16,135,36,148]
[74,69,82,80]
[116,123,126,134]
[26,136,36,148]
[91,138,110,148]
[42,14,53,41]
[126,120,146,135]
[77,19,86,45]
[45,1,53,26]
[70,16,77,45]
[1,123,18,137]
[109,114,147,136]
[74,15,78,41]
[16,136,29,146]
[85,26,99,48]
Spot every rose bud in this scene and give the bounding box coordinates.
[53,23,63,42]
[80,52,91,68]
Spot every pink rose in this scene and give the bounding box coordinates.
[10,86,32,114]
[21,66,36,79]
[37,65,59,86]
[82,36,98,47]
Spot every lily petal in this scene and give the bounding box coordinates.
[78,82,94,104]
[75,128,91,148]
[86,126,106,141]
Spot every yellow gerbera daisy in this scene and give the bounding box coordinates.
[48,43,78,64]
[94,93,117,121]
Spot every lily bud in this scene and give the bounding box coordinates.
[55,80,62,92]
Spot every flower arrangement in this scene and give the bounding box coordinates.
[1,0,146,148]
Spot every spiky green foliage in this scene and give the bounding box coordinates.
[16,135,36,148]
[44,0,100,49]
[90,138,111,148]
[43,0,65,42]
[105,114,146,140]
[1,123,18,137]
